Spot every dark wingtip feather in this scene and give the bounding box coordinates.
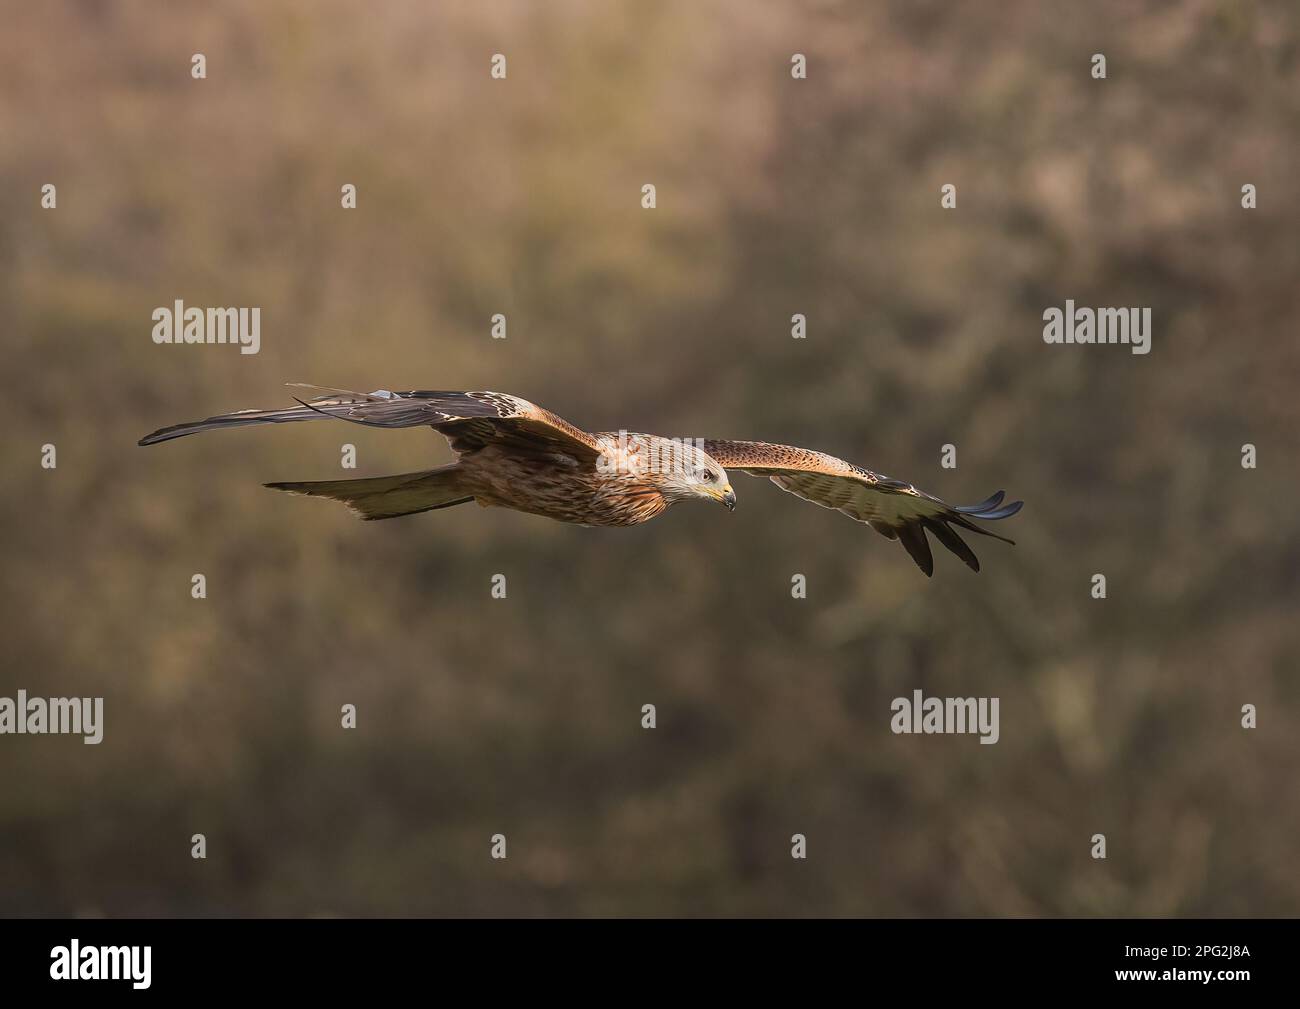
[924,518,981,573]
[981,500,1023,520]
[955,490,1005,515]
[897,523,934,577]
[948,503,1020,545]
[138,423,191,446]
[954,494,1024,521]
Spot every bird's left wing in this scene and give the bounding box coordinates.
[701,439,1022,576]
[139,385,603,462]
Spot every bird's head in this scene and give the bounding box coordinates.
[650,440,736,511]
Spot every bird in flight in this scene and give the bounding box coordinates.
[139,385,1023,576]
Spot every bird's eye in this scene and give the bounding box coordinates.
[699,469,714,483]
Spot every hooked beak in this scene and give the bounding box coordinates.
[721,486,737,512]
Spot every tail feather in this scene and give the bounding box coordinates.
[265,465,473,521]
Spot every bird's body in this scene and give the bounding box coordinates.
[461,432,673,527]
[139,385,1023,576]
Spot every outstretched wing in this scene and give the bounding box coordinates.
[138,385,603,461]
[702,439,1022,576]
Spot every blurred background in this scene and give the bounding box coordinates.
[2,0,1298,917]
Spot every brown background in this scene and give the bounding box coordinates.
[2,0,1298,916]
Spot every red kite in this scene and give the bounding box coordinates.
[140,385,1023,576]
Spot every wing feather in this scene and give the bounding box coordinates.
[139,385,602,461]
[702,438,1022,576]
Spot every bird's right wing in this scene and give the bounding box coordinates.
[702,438,1022,576]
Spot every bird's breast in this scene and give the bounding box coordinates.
[461,453,667,527]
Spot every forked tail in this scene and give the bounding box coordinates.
[264,465,473,521]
